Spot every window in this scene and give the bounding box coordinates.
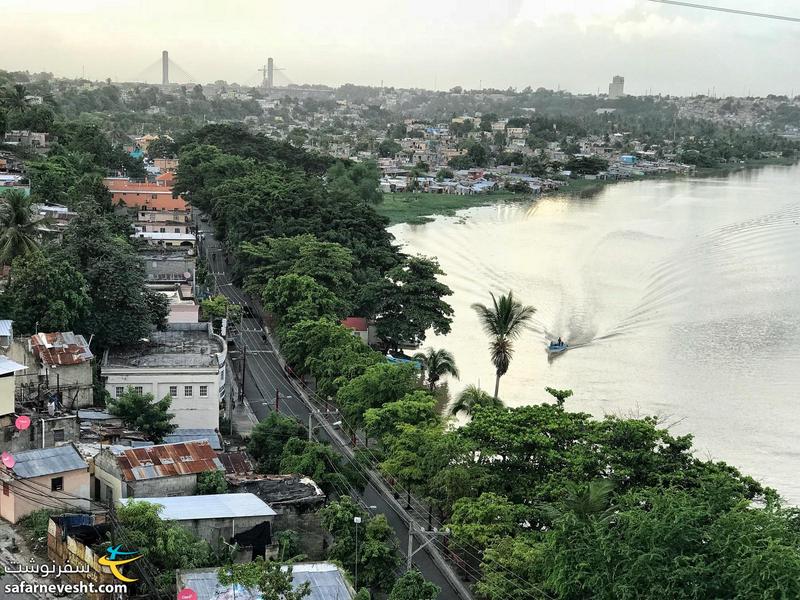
[115,386,124,398]
[160,227,166,233]
[51,477,63,492]
[2,481,9,496]
[133,386,143,395]
[199,385,208,398]
[174,228,180,233]
[169,386,178,397]
[53,429,65,443]
[184,385,192,397]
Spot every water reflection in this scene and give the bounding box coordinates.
[392,165,800,502]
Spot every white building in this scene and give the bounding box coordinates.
[101,323,226,430]
[609,75,625,99]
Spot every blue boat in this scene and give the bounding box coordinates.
[547,340,568,355]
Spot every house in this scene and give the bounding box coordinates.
[0,320,13,349]
[93,440,223,503]
[102,322,227,430]
[133,230,196,248]
[5,332,94,409]
[0,444,90,523]
[340,317,375,345]
[229,474,326,558]
[177,562,356,600]
[47,514,119,600]
[121,493,276,558]
[102,178,189,212]
[141,248,196,287]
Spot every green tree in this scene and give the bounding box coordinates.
[217,558,311,600]
[113,500,214,595]
[0,189,42,266]
[248,412,305,473]
[545,387,573,407]
[378,139,402,158]
[389,569,440,600]
[106,388,177,442]
[337,363,420,436]
[471,291,535,399]
[372,256,454,350]
[146,136,177,159]
[5,251,89,334]
[262,273,348,327]
[364,390,440,443]
[60,210,169,348]
[279,438,364,495]
[450,384,504,417]
[195,470,228,495]
[413,348,459,391]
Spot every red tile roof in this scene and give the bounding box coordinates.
[116,440,223,482]
[341,317,368,331]
[30,332,93,366]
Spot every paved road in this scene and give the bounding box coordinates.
[198,224,470,600]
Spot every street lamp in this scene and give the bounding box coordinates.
[354,516,362,590]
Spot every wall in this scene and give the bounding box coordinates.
[273,508,326,560]
[0,373,14,416]
[93,450,124,503]
[129,473,199,499]
[104,368,220,430]
[47,517,120,600]
[0,415,79,454]
[175,515,270,548]
[1,469,90,523]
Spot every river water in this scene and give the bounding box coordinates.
[391,165,800,502]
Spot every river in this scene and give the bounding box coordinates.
[391,164,800,502]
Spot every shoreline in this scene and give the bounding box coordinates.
[378,157,799,226]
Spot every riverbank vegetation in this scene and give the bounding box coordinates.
[181,124,800,599]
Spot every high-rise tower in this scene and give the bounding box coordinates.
[162,50,169,85]
[267,57,274,90]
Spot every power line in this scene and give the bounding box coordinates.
[645,0,800,23]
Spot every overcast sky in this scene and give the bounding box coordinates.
[3,0,799,96]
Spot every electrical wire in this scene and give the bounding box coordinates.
[645,0,800,23]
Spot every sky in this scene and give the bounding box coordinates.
[2,0,800,96]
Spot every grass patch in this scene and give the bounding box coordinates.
[377,191,529,225]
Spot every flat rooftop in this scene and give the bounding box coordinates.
[103,323,224,369]
[121,493,276,520]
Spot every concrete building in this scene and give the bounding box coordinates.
[122,493,276,558]
[177,562,356,600]
[102,178,189,212]
[141,249,196,287]
[102,323,226,430]
[609,75,625,99]
[6,332,94,409]
[93,440,223,502]
[0,444,90,523]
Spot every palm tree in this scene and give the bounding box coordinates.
[472,291,535,399]
[413,348,459,391]
[0,189,41,267]
[1,84,29,112]
[450,384,504,417]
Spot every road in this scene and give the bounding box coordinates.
[197,223,471,600]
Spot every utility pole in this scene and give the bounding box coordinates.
[275,388,280,412]
[239,345,247,404]
[354,516,362,589]
[406,523,451,571]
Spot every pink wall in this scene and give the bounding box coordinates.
[0,469,90,523]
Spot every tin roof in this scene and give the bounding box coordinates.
[121,493,276,520]
[0,320,13,337]
[217,451,254,476]
[0,355,27,376]
[116,440,222,482]
[177,562,354,600]
[9,444,88,479]
[30,332,93,366]
[164,429,222,451]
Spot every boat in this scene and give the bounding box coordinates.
[547,340,568,355]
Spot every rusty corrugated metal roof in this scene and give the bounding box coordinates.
[218,451,254,476]
[31,332,93,366]
[117,440,223,482]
